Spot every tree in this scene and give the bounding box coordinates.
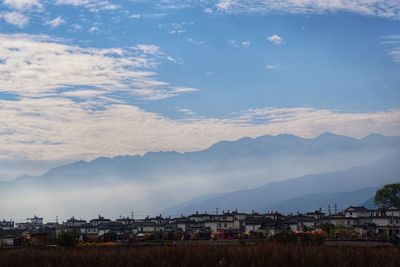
[57,229,77,247]
[375,183,400,208]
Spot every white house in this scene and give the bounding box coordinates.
[385,206,400,217]
[0,220,14,230]
[66,217,86,228]
[344,206,371,218]
[90,215,111,227]
[136,222,161,233]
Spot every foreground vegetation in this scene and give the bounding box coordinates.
[1,242,400,267]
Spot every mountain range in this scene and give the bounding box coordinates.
[1,133,399,219]
[164,157,398,215]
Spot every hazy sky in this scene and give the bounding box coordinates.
[1,0,400,178]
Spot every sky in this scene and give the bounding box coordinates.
[0,0,400,180]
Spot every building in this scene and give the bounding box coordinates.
[90,215,111,227]
[0,220,14,230]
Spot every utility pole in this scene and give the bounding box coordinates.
[391,209,394,242]
[328,204,331,238]
[131,210,134,220]
[55,215,59,238]
[334,204,337,239]
[216,207,219,215]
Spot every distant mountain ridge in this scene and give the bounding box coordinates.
[1,132,399,218]
[5,133,400,187]
[163,156,400,215]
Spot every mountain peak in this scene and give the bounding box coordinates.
[362,133,388,140]
[313,132,358,142]
[316,132,345,139]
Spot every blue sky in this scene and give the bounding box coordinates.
[0,0,400,178]
[1,1,399,115]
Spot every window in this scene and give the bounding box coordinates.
[224,223,227,228]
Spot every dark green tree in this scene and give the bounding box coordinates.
[375,183,400,208]
[56,229,77,247]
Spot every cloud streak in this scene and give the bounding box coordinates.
[228,39,251,48]
[45,16,65,28]
[55,0,119,12]
[215,0,400,19]
[382,35,400,62]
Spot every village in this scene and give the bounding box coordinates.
[1,205,400,247]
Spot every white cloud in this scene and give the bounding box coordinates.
[158,21,192,35]
[88,26,99,32]
[388,49,400,62]
[129,13,141,19]
[0,11,29,27]
[133,44,178,64]
[265,64,281,70]
[228,39,251,48]
[203,7,213,14]
[55,0,89,5]
[177,108,197,116]
[45,16,65,28]
[217,0,235,10]
[3,0,42,10]
[0,34,196,100]
[187,38,205,46]
[232,107,400,139]
[381,35,400,44]
[133,44,160,55]
[215,0,400,19]
[69,23,82,32]
[382,35,400,62]
[267,34,284,45]
[55,0,119,12]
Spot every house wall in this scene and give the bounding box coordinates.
[177,223,187,231]
[372,217,389,226]
[244,224,261,233]
[204,222,218,233]
[345,211,370,218]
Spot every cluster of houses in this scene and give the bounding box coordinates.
[1,205,400,246]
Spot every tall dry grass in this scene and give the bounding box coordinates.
[1,243,399,267]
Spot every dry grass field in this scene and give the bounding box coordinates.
[1,242,399,267]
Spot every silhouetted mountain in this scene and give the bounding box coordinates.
[164,156,399,215]
[361,197,378,209]
[5,133,400,188]
[264,186,379,214]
